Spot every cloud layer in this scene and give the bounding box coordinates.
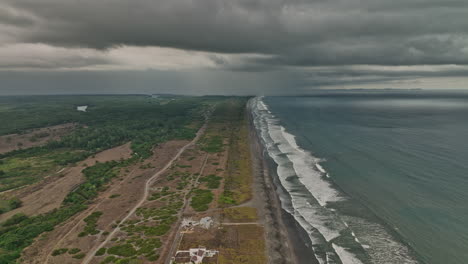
[1,0,468,93]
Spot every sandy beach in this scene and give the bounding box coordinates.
[247,101,319,264]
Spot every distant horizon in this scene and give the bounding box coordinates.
[4,88,468,97]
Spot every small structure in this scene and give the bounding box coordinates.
[181,217,213,231]
[172,247,218,264]
[76,105,88,112]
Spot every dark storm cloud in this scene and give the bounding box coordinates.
[3,0,468,66]
[0,0,468,94]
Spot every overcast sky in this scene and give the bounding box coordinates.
[1,0,468,95]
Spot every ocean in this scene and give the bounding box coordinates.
[250,91,468,264]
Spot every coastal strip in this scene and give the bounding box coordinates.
[247,98,319,264]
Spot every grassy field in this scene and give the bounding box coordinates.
[219,225,266,264]
[223,207,258,223]
[165,97,267,264]
[223,100,253,205]
[196,98,253,206]
[0,149,88,192]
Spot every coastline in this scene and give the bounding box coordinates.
[247,100,319,264]
[252,96,429,264]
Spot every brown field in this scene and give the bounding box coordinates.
[0,142,133,222]
[0,123,76,154]
[0,143,132,222]
[90,145,209,264]
[19,140,189,264]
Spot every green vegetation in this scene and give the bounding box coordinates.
[219,195,236,205]
[0,149,89,192]
[223,101,253,205]
[101,255,118,263]
[65,162,120,205]
[112,200,181,262]
[0,197,22,214]
[224,207,258,222]
[0,205,85,263]
[0,95,234,263]
[133,238,162,254]
[190,189,214,211]
[196,98,253,206]
[201,135,223,153]
[108,244,137,257]
[96,247,107,256]
[0,95,210,192]
[51,248,68,256]
[109,194,121,199]
[0,148,134,262]
[72,253,86,259]
[79,211,103,236]
[200,174,222,189]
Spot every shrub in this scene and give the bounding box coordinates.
[201,135,223,153]
[200,174,222,189]
[52,248,68,256]
[219,195,236,205]
[144,224,170,236]
[147,254,159,261]
[81,211,103,236]
[72,253,85,259]
[108,244,137,257]
[101,255,117,263]
[2,213,28,227]
[95,247,107,256]
[190,189,213,211]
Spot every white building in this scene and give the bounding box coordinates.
[172,247,218,264]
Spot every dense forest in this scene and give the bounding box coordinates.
[0,95,214,193]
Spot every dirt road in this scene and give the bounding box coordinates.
[82,125,206,264]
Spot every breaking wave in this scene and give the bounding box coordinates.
[250,97,419,264]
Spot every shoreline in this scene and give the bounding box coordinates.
[247,101,319,264]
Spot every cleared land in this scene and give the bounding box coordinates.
[0,95,214,263]
[0,142,133,222]
[0,95,268,264]
[0,123,76,154]
[167,98,267,264]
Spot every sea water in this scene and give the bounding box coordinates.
[251,91,468,264]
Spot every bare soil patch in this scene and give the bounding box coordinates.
[89,144,209,264]
[0,123,76,154]
[19,140,188,264]
[0,142,133,222]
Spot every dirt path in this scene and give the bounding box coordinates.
[162,153,209,264]
[82,125,206,264]
[43,166,139,264]
[0,143,133,223]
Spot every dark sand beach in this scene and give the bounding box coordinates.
[248,101,319,264]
